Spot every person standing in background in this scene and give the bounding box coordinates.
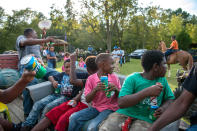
[112,46,121,72]
[47,46,57,69]
[64,52,70,61]
[62,52,70,71]
[43,46,49,57]
[79,57,85,68]
[118,47,125,67]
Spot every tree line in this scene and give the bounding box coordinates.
[0,0,197,54]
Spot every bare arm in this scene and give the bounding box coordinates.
[72,91,83,102]
[85,82,105,103]
[70,53,84,87]
[47,54,56,60]
[85,88,98,103]
[154,99,174,118]
[118,85,163,108]
[0,71,35,104]
[48,76,58,88]
[118,89,149,108]
[160,99,174,111]
[149,90,196,131]
[20,38,53,47]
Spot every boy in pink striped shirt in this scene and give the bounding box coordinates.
[68,53,121,131]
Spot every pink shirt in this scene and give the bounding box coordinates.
[79,61,85,68]
[85,73,121,112]
[64,56,70,61]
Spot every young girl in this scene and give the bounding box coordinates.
[68,53,121,131]
[64,52,70,61]
[62,52,70,71]
[78,57,85,68]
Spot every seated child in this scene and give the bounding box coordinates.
[31,54,98,131]
[68,53,121,131]
[20,59,88,131]
[99,50,175,131]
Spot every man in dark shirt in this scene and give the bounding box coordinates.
[149,64,197,131]
[47,46,57,69]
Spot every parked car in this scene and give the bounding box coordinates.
[128,49,147,59]
[3,50,18,54]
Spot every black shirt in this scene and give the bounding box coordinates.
[182,64,197,96]
[52,72,88,98]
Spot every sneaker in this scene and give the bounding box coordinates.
[24,114,29,120]
[12,122,22,131]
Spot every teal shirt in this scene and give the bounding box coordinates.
[116,72,175,123]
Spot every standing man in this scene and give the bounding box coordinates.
[118,47,125,66]
[16,28,55,118]
[164,35,179,60]
[112,46,121,72]
[88,45,93,53]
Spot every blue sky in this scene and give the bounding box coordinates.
[138,0,197,15]
[0,0,196,17]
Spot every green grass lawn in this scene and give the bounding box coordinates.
[119,59,182,91]
[56,58,181,90]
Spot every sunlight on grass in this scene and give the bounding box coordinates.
[56,68,62,72]
[55,61,64,72]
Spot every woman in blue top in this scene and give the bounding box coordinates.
[47,46,57,68]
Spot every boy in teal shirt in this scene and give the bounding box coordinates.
[99,50,175,131]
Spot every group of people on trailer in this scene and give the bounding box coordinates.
[0,28,196,131]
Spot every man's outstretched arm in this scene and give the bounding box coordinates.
[20,37,54,46]
[0,71,35,104]
[149,89,196,131]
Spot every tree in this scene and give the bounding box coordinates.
[167,15,183,47]
[177,30,192,50]
[81,0,137,52]
[0,7,5,28]
[0,8,43,53]
[171,8,190,25]
[186,24,197,43]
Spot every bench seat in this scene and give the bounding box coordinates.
[0,54,19,70]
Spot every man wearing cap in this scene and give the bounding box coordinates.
[112,46,121,72]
